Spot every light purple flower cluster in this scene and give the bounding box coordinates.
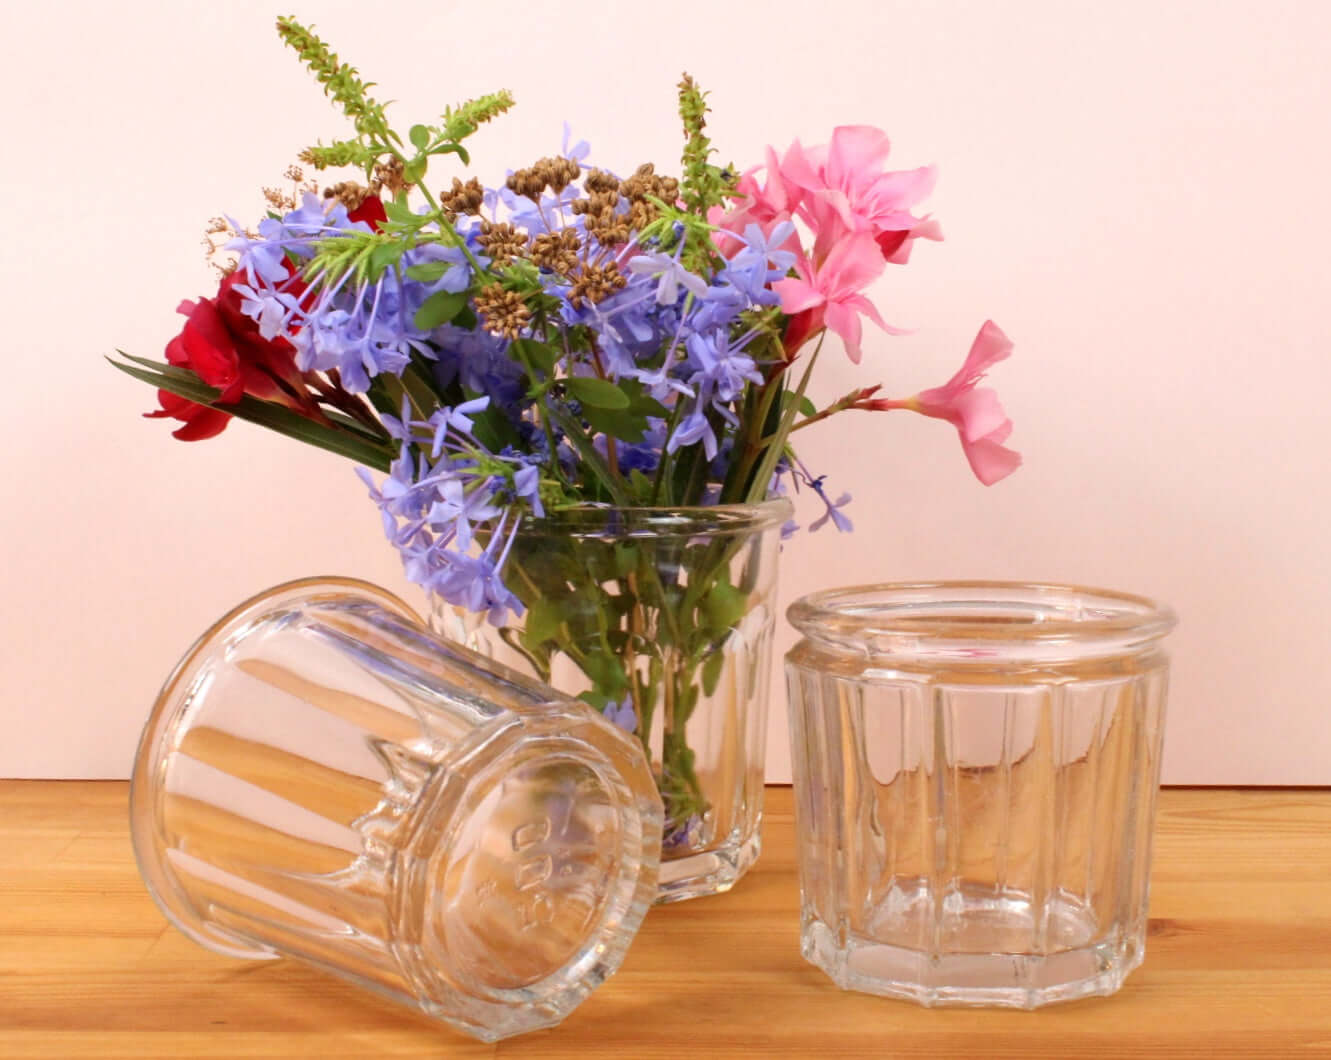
[226,143,851,623]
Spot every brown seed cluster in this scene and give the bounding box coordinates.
[323,181,372,210]
[473,284,532,339]
[477,221,528,265]
[373,157,409,197]
[621,163,679,231]
[567,261,628,309]
[570,164,680,247]
[440,176,485,217]
[530,229,581,273]
[506,156,583,199]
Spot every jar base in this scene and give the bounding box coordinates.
[802,889,1145,1008]
[655,829,761,905]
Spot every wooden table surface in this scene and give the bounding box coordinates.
[3,782,1330,1059]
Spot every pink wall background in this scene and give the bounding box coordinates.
[4,1,1329,782]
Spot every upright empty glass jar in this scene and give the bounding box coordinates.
[130,578,663,1042]
[785,582,1177,1008]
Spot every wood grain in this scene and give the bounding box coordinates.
[2,782,1329,1058]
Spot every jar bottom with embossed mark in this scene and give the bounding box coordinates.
[130,577,663,1042]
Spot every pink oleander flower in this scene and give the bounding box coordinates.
[781,125,943,263]
[862,320,1021,485]
[774,233,903,362]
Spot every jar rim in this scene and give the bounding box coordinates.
[513,497,793,538]
[787,581,1177,663]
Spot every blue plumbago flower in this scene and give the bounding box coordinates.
[427,396,491,457]
[717,222,798,305]
[431,325,527,415]
[405,513,525,626]
[231,281,305,341]
[683,329,763,406]
[561,122,592,165]
[426,476,503,550]
[627,244,711,305]
[603,697,637,734]
[801,469,853,533]
[663,813,702,851]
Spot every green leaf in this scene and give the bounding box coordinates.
[405,261,450,283]
[566,376,629,410]
[408,124,431,151]
[403,159,427,186]
[523,597,565,646]
[703,580,747,633]
[384,194,418,225]
[435,142,471,166]
[109,356,394,471]
[579,377,668,443]
[413,289,469,330]
[510,338,559,379]
[368,242,403,278]
[701,647,726,696]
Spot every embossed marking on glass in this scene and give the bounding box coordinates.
[130,577,663,1042]
[785,582,1177,1008]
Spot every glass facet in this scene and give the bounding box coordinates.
[430,500,789,904]
[784,582,1177,1008]
[130,577,663,1042]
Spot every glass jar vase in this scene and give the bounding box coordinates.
[130,577,662,1041]
[785,581,1177,1008]
[431,499,791,904]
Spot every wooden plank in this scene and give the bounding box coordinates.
[0,782,1329,1058]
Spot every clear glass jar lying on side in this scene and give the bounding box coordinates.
[785,581,1178,1008]
[130,577,663,1042]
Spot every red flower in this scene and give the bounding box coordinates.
[146,272,315,440]
[348,194,387,229]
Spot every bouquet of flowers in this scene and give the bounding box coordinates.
[114,17,1018,863]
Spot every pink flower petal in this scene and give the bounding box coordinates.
[824,301,865,363]
[948,387,1011,443]
[775,276,825,315]
[820,232,887,295]
[825,125,893,189]
[962,433,1023,486]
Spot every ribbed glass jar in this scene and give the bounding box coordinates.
[431,500,790,904]
[785,582,1177,1008]
[130,577,662,1042]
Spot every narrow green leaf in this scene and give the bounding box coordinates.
[566,376,629,410]
[546,402,630,506]
[109,356,395,472]
[413,288,469,330]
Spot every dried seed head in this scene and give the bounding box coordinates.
[440,176,485,217]
[505,166,547,200]
[474,284,532,340]
[372,156,409,196]
[584,168,621,195]
[263,186,297,211]
[530,228,581,273]
[323,181,371,210]
[477,221,528,266]
[567,260,627,309]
